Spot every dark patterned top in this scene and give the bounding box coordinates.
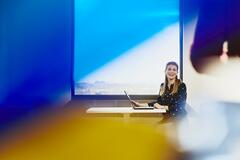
[148,82,187,117]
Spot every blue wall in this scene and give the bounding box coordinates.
[0,0,72,125]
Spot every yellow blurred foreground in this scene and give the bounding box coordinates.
[0,109,182,160]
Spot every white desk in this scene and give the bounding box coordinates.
[86,107,166,122]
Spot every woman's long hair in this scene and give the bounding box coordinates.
[159,62,182,96]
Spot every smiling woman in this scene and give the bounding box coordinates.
[74,0,180,95]
[131,61,187,123]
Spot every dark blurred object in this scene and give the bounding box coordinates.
[190,0,240,73]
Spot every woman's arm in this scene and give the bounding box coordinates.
[131,101,167,109]
[131,90,164,108]
[153,103,168,110]
[130,100,149,107]
[148,94,163,107]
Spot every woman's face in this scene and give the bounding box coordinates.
[165,64,178,80]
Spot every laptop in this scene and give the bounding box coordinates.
[124,90,154,110]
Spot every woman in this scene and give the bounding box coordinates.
[131,61,187,122]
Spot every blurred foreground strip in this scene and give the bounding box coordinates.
[0,109,184,160]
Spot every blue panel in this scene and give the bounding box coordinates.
[74,0,179,80]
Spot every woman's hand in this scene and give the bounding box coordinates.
[130,100,141,107]
[154,103,168,110]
